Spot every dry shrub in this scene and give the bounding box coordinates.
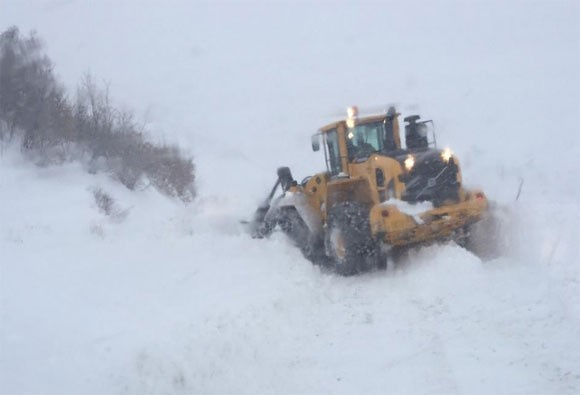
[0,27,196,202]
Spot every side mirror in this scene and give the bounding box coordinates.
[311,134,320,151]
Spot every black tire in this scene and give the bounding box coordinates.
[325,202,386,275]
[276,208,325,263]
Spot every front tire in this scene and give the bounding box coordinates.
[325,202,385,275]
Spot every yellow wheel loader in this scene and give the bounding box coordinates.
[251,106,490,275]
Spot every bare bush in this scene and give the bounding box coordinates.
[0,26,196,201]
[0,27,72,161]
[74,76,196,199]
[93,187,115,216]
[92,187,131,222]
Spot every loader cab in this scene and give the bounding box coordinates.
[344,107,402,161]
[313,107,404,176]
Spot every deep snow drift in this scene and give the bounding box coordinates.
[1,143,579,395]
[1,1,580,394]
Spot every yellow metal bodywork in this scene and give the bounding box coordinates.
[369,190,488,246]
[289,112,488,249]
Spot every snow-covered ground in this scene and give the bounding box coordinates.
[1,1,579,394]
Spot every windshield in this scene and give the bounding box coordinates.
[346,121,385,160]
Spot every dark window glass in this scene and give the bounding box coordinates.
[346,121,386,160]
[325,129,341,175]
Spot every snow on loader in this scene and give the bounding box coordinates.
[251,106,492,275]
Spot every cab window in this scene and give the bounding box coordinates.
[346,121,384,160]
[325,128,342,175]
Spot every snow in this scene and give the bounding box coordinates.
[382,199,434,223]
[1,1,580,394]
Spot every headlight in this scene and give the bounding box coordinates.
[404,155,415,171]
[441,147,453,163]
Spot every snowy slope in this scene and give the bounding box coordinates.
[1,1,580,394]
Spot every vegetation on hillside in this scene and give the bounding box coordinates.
[0,27,195,202]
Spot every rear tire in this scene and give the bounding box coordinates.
[325,202,386,275]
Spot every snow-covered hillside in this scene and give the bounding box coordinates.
[1,1,579,394]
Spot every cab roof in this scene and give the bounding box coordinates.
[319,114,388,133]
